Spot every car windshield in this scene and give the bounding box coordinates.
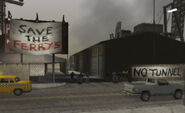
[158,79,168,85]
[15,77,20,82]
[147,78,155,83]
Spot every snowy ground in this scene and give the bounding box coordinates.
[82,105,185,113]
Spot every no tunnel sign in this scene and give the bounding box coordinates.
[132,65,183,78]
[10,19,62,55]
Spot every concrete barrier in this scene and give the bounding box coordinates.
[0,63,30,80]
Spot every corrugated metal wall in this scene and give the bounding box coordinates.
[90,46,98,75]
[72,32,185,79]
[74,54,80,71]
[89,44,105,78]
[72,43,105,78]
[98,44,105,78]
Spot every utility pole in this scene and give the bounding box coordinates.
[163,3,173,33]
[171,3,184,42]
[153,0,156,63]
[0,0,5,36]
[153,0,155,25]
[0,0,23,53]
[0,0,23,36]
[163,2,185,42]
[52,54,55,83]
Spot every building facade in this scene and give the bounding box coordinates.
[71,32,185,79]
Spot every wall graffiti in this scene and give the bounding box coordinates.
[10,19,62,55]
[132,66,183,78]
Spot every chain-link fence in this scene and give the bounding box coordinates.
[30,64,45,76]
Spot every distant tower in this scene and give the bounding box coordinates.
[62,15,69,54]
[171,0,185,38]
[115,21,122,39]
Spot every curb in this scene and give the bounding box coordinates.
[32,83,66,89]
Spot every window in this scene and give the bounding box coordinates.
[148,78,155,83]
[9,79,14,83]
[158,79,168,85]
[0,78,9,83]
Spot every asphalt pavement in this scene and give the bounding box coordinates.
[0,82,184,113]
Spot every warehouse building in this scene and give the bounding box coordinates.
[71,32,185,79]
[134,23,163,34]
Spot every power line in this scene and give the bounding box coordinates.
[153,0,156,24]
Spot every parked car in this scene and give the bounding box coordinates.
[0,75,32,96]
[123,77,184,101]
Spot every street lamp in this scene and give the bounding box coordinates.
[164,2,184,42]
[168,8,178,13]
[5,0,24,6]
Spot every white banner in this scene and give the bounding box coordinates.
[132,65,183,78]
[10,19,62,55]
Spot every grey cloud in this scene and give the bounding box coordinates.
[70,0,172,55]
[6,0,172,55]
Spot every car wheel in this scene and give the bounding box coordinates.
[140,91,150,102]
[14,89,23,96]
[174,90,182,99]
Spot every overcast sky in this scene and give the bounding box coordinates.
[6,0,172,55]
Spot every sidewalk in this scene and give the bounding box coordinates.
[32,83,66,89]
[83,105,185,113]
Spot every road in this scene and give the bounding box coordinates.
[0,82,183,113]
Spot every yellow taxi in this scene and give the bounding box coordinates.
[0,75,32,96]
